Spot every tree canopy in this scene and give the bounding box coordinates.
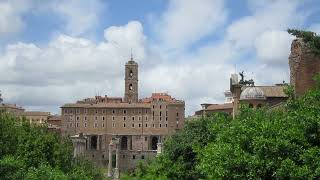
[125,77,320,179]
[0,114,104,180]
[288,29,320,54]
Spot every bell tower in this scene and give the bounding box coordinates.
[124,56,138,103]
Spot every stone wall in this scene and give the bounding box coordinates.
[289,38,320,97]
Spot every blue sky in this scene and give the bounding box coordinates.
[0,0,320,115]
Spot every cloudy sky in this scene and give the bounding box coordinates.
[0,0,319,116]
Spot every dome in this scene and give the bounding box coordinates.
[240,86,266,100]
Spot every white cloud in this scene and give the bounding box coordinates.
[0,1,31,36]
[0,0,105,37]
[0,21,146,113]
[254,30,294,64]
[52,0,105,36]
[227,0,304,49]
[157,0,227,49]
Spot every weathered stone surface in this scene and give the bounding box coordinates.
[289,38,320,97]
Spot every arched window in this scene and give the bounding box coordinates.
[129,84,133,90]
[121,136,128,150]
[129,70,133,77]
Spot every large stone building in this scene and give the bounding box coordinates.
[61,58,185,173]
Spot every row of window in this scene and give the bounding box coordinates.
[64,109,149,115]
[69,116,171,122]
[67,122,169,128]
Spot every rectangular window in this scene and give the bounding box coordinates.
[133,155,136,159]
[165,124,168,128]
[139,123,141,128]
[160,117,162,121]
[160,124,162,128]
[123,110,126,114]
[145,137,147,141]
[76,123,79,127]
[139,116,141,121]
[95,116,98,121]
[152,124,155,128]
[145,123,148,128]
[112,123,115,128]
[96,110,98,114]
[177,112,179,117]
[84,116,87,121]
[132,117,135,121]
[112,116,115,121]
[102,116,105,121]
[70,122,73,127]
[132,123,134,128]
[112,109,115,114]
[84,123,87,127]
[123,123,126,128]
[94,123,97,128]
[166,111,168,116]
[160,105,162,109]
[166,117,168,121]
[123,116,126,121]
[145,116,148,121]
[76,116,79,121]
[102,123,105,127]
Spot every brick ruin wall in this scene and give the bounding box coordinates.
[289,38,320,97]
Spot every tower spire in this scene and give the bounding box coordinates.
[130,48,133,61]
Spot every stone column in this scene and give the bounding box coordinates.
[107,143,113,177]
[97,135,100,150]
[114,143,120,179]
[157,143,162,156]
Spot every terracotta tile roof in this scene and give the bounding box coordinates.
[141,93,184,103]
[0,103,25,110]
[206,103,233,110]
[48,115,62,121]
[23,111,51,116]
[61,102,151,108]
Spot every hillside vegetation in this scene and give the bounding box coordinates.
[124,76,320,179]
[0,114,104,180]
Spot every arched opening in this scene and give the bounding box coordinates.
[257,104,262,108]
[129,84,133,90]
[121,136,128,150]
[151,136,158,150]
[249,103,253,108]
[129,70,133,77]
[90,136,97,150]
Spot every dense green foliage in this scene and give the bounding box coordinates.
[126,78,320,179]
[288,29,320,54]
[0,114,104,179]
